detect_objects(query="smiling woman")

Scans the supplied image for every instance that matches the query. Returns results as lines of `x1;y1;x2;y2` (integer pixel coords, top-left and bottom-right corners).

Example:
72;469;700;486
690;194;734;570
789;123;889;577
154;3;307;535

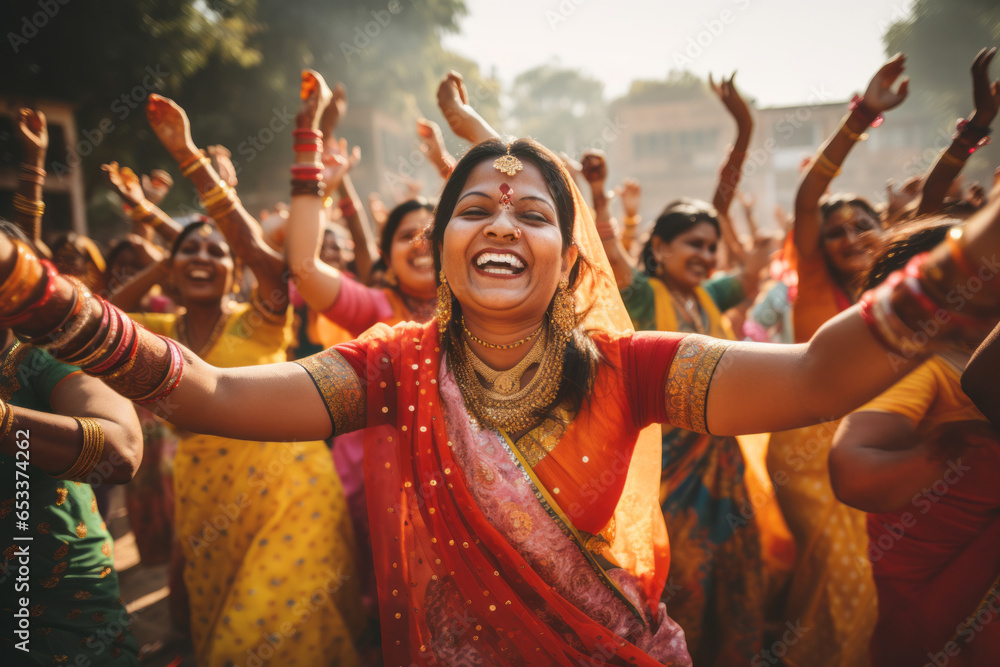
5;64;1000;665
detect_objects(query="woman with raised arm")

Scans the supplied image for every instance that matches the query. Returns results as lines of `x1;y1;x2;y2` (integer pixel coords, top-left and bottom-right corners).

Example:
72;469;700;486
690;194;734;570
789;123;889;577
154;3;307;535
103;161;184;245
587;76;770;665
13;109;51;257
829;214;1000;666
4;62;1000;664
106;94;365;666
0;222;142;665
763;55;911;666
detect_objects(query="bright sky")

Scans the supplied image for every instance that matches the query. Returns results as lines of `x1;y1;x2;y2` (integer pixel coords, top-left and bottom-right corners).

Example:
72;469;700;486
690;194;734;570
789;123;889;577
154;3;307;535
442;0;916;108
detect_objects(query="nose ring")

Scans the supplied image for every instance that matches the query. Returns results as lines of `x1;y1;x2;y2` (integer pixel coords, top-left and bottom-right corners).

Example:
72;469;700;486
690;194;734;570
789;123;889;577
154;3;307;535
513;228;522;240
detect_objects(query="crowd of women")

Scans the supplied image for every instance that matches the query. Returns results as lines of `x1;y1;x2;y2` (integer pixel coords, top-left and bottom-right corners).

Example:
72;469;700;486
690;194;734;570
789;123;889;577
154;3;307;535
3;45;1000;667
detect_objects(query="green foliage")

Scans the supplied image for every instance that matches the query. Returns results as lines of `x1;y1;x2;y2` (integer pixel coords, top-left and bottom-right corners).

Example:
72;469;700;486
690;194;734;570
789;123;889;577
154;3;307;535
618;71;710;105
883;0;1000;176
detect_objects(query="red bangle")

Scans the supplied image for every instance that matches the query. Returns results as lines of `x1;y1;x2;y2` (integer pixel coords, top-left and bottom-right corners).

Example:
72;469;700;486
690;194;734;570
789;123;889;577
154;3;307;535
136;337;185;404
6;261;60;328
293;142;323;153
89;310;136;374
292;128;322;139
339;199;357;217
849;95;884;128
291;165;323;174
859;292;897;352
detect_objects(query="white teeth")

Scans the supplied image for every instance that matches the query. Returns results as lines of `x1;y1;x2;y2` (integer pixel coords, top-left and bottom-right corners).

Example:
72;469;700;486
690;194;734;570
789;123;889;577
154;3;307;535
189;269;211;279
483;266;515;275
412;256;432;268
475;252;524;269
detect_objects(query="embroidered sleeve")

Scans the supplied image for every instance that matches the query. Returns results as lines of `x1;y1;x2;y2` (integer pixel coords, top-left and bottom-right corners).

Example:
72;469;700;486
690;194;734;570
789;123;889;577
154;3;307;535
294;347;367;436
664;334;734;434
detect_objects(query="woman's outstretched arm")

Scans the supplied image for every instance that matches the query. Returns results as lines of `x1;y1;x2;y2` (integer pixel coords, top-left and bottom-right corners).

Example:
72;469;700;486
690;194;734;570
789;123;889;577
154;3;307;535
437;71;500;145
0;235;341;443
701;185;1000;436
793;55;909;257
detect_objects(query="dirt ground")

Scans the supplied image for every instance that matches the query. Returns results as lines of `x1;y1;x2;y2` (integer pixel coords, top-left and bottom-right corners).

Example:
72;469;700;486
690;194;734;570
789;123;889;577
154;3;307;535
107;486;194;666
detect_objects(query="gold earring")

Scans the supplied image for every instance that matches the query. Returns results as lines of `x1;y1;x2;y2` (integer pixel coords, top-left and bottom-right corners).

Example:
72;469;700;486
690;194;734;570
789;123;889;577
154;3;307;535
550;277;576;341
436;270;453;335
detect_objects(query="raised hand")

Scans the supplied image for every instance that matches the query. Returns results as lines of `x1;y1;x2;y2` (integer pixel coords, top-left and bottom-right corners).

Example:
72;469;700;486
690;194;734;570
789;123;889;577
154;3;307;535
970;47;1000;128
297;69;334;132
102;162;146;207
710;72;752;129
861;54;909;114
141;169;173;205
436;71;499;144
617;178;642;217
207;145;238;187
146;94;197;161
320;83;347;138
580;150;608;187
417;118;455;177
17;108;48;159
322;137;361;192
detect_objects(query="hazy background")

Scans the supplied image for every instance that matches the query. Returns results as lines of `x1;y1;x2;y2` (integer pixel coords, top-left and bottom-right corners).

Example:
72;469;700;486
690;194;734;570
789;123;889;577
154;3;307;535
0;0;997;239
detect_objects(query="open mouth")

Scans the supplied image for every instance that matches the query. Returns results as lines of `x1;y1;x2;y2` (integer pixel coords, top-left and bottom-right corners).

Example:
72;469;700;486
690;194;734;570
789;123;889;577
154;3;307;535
186;267;215;282
411;255;433;270
473;251;526;276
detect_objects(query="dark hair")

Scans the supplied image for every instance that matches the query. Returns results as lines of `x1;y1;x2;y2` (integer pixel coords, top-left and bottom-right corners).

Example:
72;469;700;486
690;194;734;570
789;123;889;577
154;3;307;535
428;137;599;418
169;216;225;258
820;194;880;230
861;215;956;292
640;198;721;275
372;198;435;275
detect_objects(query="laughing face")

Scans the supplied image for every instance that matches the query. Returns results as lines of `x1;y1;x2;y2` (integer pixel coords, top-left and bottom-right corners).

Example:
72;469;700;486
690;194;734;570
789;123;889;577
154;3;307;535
651;221;719;291
169;225;234;305
440;159;576;328
821;204;879;276
389;208;436;299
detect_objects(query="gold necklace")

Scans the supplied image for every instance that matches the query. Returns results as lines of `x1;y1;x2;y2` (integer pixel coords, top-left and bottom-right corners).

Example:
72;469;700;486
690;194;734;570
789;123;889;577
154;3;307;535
463;329;546;396
462;316;544;350
451;317;567;433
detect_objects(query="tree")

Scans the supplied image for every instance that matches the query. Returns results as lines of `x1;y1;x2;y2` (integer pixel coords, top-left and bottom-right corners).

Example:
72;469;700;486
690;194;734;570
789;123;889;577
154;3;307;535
884;0;1000;180
507;62;607;156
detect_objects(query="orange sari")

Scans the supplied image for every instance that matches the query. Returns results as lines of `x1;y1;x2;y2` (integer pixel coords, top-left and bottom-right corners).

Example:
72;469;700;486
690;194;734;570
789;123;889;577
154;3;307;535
296;321;734;664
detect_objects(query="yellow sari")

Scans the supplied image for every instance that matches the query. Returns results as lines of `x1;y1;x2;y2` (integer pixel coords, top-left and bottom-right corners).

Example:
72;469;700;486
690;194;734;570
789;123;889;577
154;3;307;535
133;302;363;667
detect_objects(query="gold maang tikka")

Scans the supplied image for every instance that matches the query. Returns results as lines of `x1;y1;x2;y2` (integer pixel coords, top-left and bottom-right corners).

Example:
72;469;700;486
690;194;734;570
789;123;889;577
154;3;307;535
493;143;523;177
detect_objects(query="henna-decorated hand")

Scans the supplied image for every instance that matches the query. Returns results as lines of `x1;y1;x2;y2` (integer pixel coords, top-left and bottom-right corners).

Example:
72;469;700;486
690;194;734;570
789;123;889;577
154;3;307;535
710;72;752;129
102;162;147;207
580;151;608;187
861;54;909;115
320;83;347;138
417;118;450;163
141;169;173;205
437;71;487;144
617;178;642;217
18;108;48;161
297;69;333;132
321;137;361;192
970;47;1000;128
146;94;197;162
207;145;238;187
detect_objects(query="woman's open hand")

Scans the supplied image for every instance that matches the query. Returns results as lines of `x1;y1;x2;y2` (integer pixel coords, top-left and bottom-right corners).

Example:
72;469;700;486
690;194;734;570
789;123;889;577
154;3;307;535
17;108;47;160
146;94;197;161
710;72;752;130
102;162;146;207
970;47;1000;128
862;54;909;115
297;69;333;132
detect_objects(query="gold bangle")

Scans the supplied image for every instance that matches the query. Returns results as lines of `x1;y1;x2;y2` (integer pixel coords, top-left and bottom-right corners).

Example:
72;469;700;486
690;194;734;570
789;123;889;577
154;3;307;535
62;417;105;480
0;241;44;316
814;152;842;178
181;155;211;178
178;150;205;171
207;198;238;219
624;214;641;227
840;125;868;142
200;181;233;209
939;150;966;168
13;193;45;217
0;402;14;442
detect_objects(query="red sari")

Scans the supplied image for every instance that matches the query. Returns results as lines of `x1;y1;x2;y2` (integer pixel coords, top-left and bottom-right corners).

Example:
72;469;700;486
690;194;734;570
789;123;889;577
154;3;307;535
297;320;732;665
